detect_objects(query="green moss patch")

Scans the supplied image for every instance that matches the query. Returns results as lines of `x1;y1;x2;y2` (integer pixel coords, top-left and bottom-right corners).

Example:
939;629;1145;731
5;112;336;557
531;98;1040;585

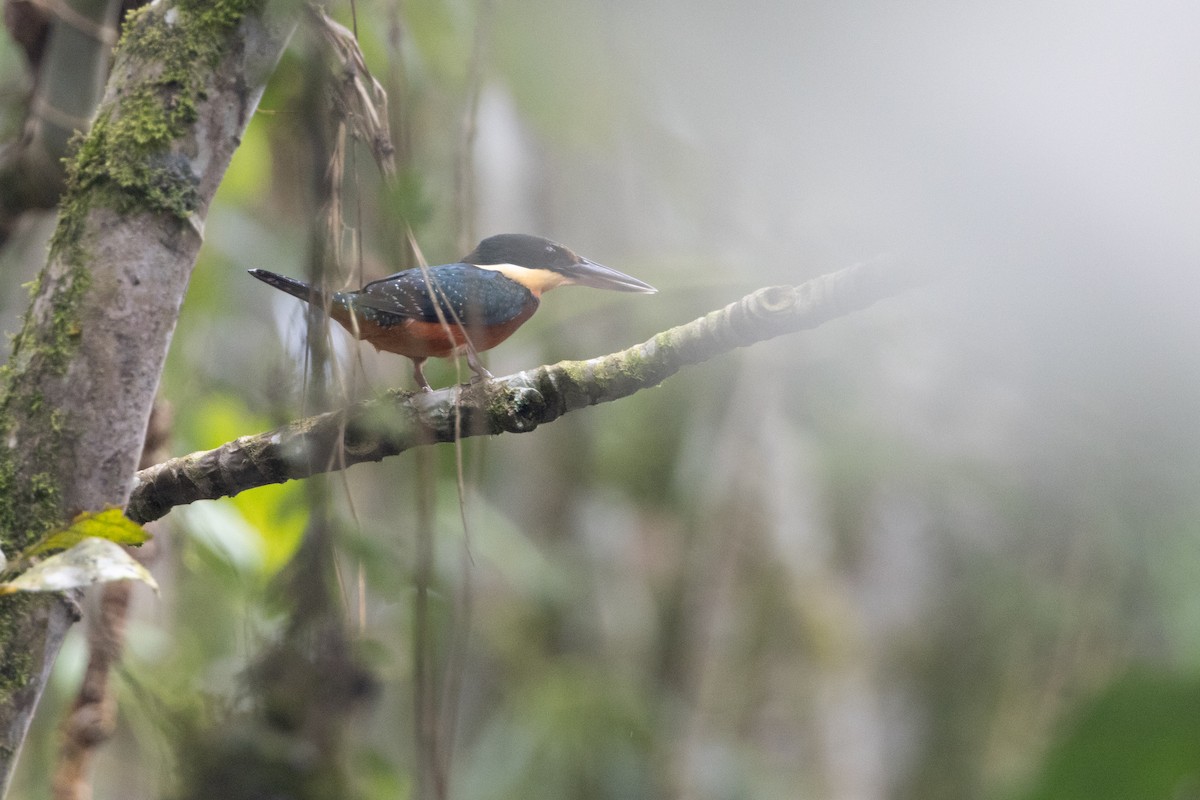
53;0;260;251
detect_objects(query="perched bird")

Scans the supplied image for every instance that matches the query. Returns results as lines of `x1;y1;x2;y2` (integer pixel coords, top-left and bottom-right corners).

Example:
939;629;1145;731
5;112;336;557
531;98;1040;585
249;233;656;391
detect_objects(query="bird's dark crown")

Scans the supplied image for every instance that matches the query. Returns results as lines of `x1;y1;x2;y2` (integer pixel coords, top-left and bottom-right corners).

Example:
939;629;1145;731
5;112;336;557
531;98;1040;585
463;234;581;272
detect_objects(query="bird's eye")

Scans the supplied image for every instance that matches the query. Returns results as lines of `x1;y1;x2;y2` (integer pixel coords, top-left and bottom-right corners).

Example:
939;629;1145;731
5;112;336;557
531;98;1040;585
545;245;555;254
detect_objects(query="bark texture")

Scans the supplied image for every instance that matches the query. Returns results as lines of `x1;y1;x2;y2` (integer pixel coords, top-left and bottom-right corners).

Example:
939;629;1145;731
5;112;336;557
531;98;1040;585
0;2;291;794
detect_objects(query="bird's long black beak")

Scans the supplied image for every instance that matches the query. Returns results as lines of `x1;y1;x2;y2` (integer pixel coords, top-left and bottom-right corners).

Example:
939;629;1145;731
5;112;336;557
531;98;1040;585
564;258;657;293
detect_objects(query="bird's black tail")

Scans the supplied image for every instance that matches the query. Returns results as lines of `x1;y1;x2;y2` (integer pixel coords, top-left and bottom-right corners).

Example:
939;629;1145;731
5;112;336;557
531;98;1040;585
248;269;326;304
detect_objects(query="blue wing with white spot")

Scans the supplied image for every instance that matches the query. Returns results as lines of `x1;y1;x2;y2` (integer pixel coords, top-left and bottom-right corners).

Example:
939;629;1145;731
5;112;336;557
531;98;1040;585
343;263;535;326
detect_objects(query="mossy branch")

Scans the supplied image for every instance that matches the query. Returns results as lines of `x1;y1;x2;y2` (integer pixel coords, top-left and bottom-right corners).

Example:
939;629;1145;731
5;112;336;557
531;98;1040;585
0;1;293;793
127;258;927;525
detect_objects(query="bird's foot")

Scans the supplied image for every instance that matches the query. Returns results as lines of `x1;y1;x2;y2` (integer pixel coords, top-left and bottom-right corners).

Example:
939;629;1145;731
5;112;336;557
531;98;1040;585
411;358;433;393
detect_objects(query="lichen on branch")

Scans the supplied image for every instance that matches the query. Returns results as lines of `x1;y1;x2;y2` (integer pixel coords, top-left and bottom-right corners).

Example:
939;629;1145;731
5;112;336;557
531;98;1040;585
128;258;929;525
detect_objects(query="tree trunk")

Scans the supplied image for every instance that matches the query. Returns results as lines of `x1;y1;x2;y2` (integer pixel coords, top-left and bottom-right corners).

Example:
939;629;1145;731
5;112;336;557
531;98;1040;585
0;1;291;793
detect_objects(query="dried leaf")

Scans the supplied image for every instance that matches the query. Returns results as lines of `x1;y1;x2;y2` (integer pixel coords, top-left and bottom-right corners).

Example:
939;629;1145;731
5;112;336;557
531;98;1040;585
308;4;395;177
0;537;158;595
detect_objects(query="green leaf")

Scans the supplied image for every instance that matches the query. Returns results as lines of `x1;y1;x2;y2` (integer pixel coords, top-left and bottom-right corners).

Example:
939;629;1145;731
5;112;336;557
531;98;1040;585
1020;672;1200;800
28;507;150;556
0;537;158;595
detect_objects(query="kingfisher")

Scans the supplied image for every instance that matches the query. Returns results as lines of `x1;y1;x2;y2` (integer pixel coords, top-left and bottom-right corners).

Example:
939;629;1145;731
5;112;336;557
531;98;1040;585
249;233;656;391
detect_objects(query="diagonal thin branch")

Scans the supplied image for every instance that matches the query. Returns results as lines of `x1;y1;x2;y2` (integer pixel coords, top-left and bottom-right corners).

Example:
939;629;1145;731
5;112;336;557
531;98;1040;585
126;258;928;525
0;0;126;245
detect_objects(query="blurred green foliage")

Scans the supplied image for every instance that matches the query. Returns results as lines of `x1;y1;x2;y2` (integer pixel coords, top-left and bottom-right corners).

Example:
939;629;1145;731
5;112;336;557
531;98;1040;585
1020;673;1200;800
